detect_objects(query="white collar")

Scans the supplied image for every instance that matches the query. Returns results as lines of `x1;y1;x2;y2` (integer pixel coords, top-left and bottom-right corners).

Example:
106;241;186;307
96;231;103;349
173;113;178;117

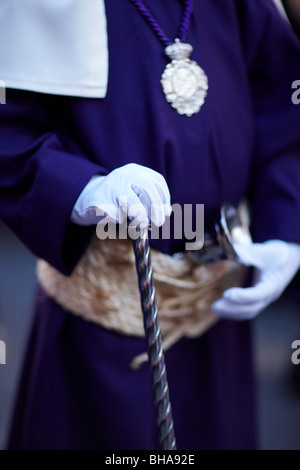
0;0;108;98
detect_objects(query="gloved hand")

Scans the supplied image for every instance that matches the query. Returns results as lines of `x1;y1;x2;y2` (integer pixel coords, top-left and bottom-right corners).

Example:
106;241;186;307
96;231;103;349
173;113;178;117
71;163;172;228
212;240;300;320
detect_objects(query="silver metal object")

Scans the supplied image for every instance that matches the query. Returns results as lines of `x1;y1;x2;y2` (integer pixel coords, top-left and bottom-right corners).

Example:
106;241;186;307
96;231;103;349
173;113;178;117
161;39;208;116
187;203;253;263
132;228;177;450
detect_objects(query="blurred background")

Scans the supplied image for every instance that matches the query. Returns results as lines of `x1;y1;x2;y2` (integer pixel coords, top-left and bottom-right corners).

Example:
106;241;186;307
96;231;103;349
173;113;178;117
0;220;299;450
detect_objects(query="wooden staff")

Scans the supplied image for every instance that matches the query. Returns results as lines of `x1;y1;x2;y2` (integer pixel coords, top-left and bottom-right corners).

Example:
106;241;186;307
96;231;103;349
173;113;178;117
132;227;177;450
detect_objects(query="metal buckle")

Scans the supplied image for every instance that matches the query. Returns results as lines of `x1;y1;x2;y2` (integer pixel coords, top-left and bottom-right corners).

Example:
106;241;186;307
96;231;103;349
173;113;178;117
186;202;252;264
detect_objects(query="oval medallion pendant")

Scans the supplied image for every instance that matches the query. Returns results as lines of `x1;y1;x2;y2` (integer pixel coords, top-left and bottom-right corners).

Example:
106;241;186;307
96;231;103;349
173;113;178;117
161;40;208;117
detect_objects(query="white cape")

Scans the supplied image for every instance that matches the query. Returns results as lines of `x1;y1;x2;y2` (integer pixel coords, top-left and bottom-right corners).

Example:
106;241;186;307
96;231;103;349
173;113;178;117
0;0;108;98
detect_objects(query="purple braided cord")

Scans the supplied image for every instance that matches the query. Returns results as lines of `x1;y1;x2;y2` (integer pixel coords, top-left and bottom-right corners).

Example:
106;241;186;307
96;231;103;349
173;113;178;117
178;0;193;42
130;0;193;47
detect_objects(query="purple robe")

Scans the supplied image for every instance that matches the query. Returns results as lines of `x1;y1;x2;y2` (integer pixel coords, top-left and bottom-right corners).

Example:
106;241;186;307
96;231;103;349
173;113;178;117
1;0;300;450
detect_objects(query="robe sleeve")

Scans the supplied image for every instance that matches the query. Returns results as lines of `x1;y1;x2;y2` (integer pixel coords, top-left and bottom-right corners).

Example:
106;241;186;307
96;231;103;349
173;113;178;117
0;89;108;275
245;0;300;243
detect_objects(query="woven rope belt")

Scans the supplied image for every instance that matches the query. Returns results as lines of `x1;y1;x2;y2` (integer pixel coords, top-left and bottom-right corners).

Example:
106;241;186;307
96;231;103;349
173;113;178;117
37;236;246;369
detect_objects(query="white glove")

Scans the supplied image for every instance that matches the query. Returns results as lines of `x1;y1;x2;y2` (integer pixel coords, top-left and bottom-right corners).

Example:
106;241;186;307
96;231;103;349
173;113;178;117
71;163;172;228
212;240;300;321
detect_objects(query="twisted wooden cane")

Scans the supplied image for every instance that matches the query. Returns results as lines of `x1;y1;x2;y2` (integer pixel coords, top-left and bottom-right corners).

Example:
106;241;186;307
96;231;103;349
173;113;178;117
132;227;177;450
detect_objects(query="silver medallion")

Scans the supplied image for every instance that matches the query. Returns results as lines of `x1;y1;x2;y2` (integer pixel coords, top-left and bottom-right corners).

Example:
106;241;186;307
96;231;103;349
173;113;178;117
161;40;208;117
